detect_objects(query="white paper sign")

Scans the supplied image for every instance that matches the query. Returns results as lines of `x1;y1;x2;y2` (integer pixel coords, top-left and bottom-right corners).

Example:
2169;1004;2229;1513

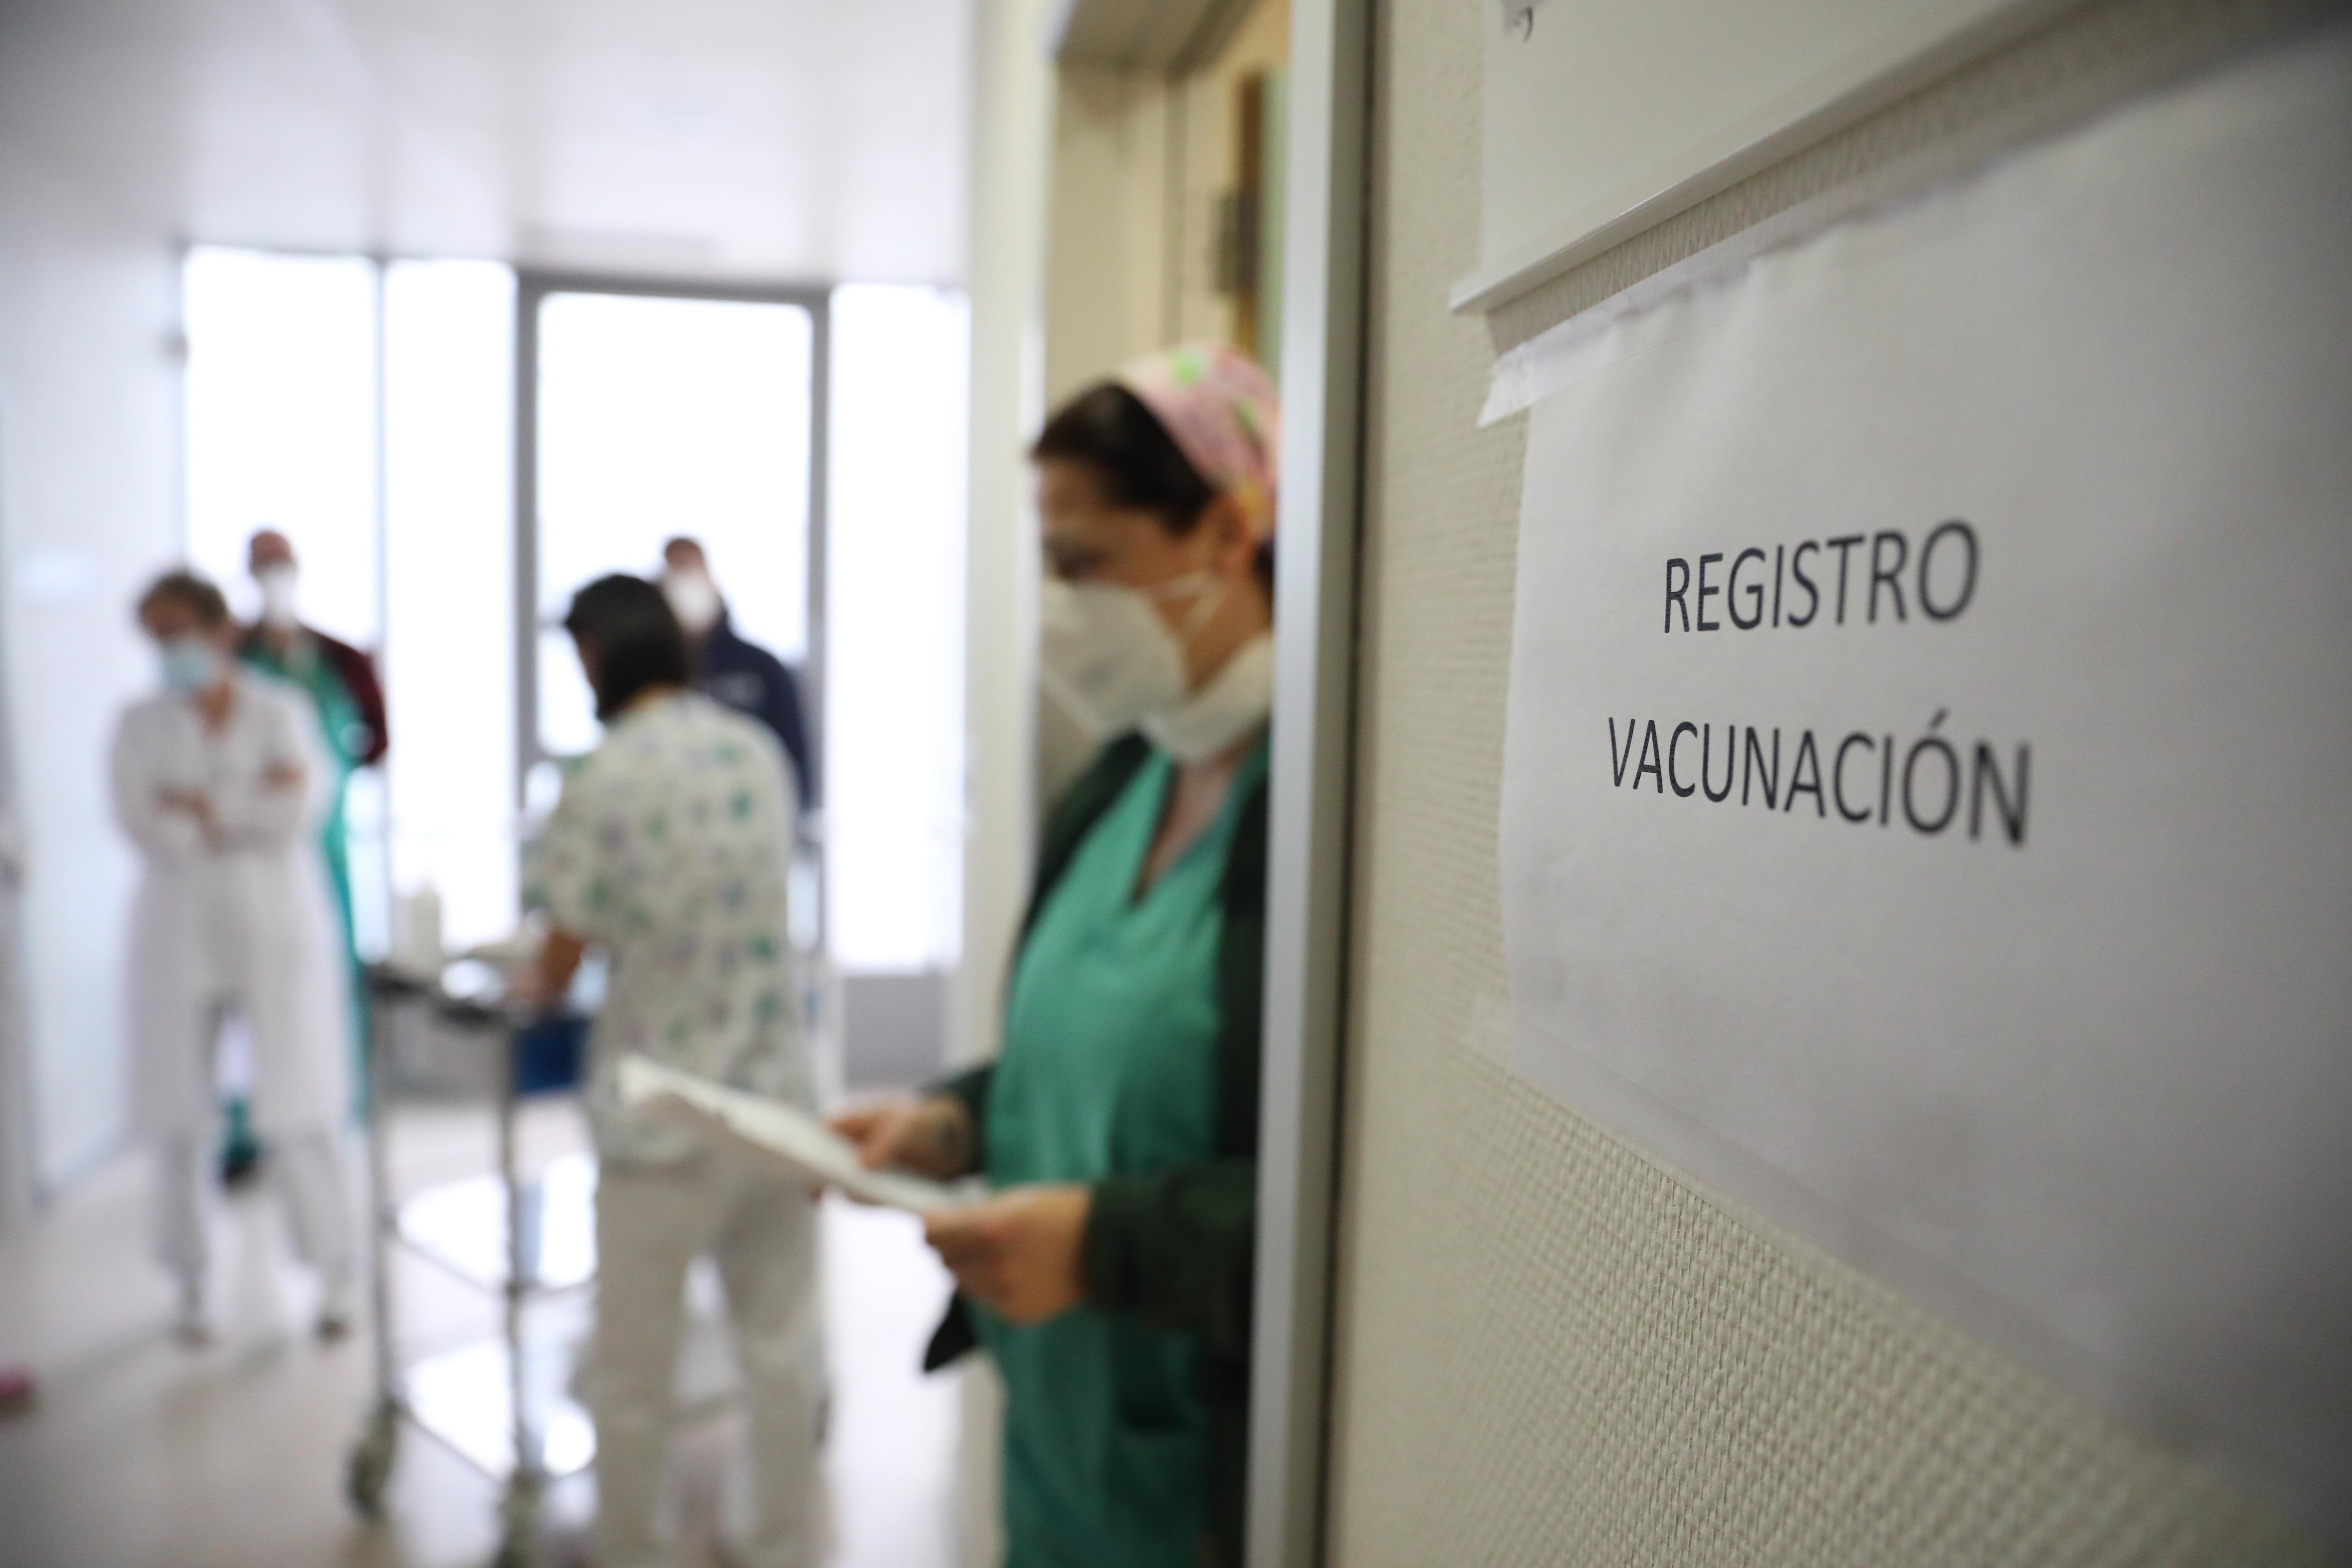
618;1056;971;1213
1501;35;2352;1536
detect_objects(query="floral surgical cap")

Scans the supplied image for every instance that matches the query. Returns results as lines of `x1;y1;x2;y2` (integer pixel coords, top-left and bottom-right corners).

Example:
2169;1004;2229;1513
1114;342;1281;540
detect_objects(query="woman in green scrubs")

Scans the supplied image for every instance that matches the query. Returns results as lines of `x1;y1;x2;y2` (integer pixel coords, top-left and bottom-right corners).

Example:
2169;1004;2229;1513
836;343;1280;1568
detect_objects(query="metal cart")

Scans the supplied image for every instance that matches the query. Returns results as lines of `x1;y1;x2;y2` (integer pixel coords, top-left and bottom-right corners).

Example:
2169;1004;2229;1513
344;963;595;1568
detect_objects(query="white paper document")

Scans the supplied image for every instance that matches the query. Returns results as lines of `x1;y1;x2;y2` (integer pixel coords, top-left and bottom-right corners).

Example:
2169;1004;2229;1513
618;1055;971;1213
1497;34;2352;1536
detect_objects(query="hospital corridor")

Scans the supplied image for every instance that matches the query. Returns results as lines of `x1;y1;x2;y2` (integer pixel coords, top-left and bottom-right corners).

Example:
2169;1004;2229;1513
1;1104;960;1567
3;1;2349;1566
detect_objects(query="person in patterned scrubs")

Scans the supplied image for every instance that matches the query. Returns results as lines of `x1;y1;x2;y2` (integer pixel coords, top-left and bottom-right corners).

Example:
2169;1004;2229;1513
519;574;822;1568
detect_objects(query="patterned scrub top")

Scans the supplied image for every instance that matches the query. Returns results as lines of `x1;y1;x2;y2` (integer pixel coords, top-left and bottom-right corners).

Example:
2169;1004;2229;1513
524;692;808;1163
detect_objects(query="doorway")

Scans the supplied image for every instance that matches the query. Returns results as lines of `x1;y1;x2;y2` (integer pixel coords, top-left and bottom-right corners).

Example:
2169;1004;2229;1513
520;279;826;794
518;276;830;1011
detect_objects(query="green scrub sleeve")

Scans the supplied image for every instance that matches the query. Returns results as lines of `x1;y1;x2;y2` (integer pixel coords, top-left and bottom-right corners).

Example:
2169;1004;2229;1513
1082;1158;1257;1363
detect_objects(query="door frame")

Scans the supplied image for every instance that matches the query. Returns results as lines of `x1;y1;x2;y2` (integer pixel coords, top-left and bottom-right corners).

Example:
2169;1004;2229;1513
1248;0;1372;1562
511;270;834;836
0;398;35;1232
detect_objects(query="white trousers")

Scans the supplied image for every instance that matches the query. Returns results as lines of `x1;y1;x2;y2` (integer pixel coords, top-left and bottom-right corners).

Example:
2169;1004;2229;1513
592;1152;826;1568
153;1128;352;1291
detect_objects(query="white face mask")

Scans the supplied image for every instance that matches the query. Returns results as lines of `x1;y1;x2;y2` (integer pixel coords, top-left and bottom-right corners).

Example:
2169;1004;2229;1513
1139;631;1274;762
1038;569;1244;748
662;570;722;636
256;565;299;630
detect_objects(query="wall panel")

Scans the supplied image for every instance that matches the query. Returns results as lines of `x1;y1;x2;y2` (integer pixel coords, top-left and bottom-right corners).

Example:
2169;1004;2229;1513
1322;0;2328;1559
0;143;182;1192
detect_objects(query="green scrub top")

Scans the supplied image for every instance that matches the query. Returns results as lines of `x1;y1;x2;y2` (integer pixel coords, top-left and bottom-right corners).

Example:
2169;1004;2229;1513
978;737;1268;1568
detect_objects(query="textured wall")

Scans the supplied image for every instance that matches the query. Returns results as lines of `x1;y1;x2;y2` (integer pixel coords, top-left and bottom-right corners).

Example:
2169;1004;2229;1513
1321;0;2327;1561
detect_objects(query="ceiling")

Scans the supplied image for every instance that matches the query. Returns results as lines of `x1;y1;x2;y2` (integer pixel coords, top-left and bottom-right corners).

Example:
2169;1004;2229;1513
0;0;973;285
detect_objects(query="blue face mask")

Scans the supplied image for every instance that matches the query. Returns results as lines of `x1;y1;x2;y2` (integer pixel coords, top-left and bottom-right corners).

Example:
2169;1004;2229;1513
159;636;223;694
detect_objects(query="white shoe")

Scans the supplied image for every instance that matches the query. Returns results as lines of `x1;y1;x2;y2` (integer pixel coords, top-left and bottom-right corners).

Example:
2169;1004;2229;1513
316;1273;357;1341
173;1283;214;1348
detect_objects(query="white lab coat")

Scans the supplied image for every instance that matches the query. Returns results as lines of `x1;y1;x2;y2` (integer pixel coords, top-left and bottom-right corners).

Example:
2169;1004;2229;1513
111;671;352;1139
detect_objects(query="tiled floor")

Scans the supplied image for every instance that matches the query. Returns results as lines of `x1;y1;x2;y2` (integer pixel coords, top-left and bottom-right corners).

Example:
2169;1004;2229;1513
0;1101;963;1568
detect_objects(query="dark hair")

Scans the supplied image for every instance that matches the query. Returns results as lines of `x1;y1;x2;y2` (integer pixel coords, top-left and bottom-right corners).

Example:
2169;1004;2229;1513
1032;383;1217;533
137;569;230;630
563;574;690;721
1032;381;1275;590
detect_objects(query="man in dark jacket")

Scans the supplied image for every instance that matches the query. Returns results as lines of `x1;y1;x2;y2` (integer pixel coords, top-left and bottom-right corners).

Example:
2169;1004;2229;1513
659;537;816;817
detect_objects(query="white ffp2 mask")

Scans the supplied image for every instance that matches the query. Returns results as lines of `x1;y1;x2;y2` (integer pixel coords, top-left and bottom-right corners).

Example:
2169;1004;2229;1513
662;571;723;636
256;565;299;631
1140;631;1274;762
1039;571;1267;759
1038;577;1189;739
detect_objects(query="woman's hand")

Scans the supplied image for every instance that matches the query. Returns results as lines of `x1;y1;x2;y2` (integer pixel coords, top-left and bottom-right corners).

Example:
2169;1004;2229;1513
827;1096;974;1181
923;1185;1091;1326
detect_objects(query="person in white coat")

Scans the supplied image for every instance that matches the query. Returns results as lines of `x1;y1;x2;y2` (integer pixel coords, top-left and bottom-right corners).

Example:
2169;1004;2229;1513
112;569;355;1344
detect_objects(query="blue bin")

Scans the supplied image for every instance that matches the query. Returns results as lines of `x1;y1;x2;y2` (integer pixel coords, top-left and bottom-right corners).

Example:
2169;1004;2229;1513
511;1015;588;1096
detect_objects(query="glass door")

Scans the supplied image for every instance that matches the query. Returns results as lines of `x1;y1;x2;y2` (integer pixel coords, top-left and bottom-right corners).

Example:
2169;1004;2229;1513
515;275;973;1088
523;283;822;769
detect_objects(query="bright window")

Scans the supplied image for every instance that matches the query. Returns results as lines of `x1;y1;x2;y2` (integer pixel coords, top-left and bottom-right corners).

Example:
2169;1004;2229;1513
383;260;518;950
182;248;389;954
183;254;968;977
827;285;969;973
182;248;380;644
184;248;521;954
534;292;814;759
